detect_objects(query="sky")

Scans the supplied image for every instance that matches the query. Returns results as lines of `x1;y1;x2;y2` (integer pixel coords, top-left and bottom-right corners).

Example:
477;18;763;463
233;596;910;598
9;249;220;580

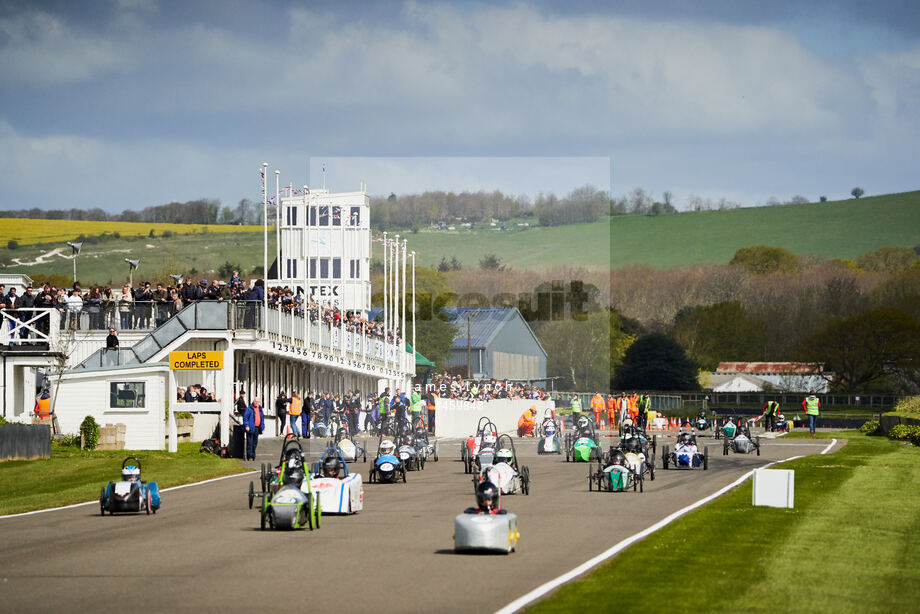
0;0;918;213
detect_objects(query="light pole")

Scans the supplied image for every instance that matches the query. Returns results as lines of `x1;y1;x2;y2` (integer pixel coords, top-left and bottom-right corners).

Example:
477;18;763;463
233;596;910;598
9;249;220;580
125;259;140;287
66;241;83;285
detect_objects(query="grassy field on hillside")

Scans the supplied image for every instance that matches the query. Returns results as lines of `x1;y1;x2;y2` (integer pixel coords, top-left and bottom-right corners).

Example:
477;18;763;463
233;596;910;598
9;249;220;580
0;231;275;286
1;191;917;282
528;432;920;613
378;190;920;270
0;218;263;246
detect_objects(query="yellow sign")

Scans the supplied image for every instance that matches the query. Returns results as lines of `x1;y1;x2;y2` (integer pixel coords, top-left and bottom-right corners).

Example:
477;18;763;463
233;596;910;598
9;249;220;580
169;351;224;370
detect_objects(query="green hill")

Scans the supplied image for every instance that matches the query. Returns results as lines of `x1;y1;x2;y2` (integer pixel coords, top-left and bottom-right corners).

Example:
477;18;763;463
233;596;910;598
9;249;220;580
379;190;920;270
1;191;917;284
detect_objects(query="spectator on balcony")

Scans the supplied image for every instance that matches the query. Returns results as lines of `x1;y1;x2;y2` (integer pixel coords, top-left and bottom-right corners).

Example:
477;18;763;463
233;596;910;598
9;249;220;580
106;327;119;349
118;285;133;330
153;283;170;327
15;285;36;339
33;284;55;337
180;278;200;304
66;288;83;330
86;287;104;330
133;282;153;329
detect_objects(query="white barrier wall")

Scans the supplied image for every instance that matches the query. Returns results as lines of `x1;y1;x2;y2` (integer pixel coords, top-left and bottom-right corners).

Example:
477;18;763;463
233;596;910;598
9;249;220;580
434;397;556;438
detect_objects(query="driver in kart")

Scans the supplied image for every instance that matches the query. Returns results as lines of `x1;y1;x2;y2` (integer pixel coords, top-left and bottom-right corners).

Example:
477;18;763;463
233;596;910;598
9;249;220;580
122;465;141;482
464;481;507;515
676;431;696;448
321;455;343;479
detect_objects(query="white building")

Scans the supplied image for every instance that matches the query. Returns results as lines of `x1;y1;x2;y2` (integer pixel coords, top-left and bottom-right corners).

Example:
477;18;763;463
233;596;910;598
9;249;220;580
274;188;371;313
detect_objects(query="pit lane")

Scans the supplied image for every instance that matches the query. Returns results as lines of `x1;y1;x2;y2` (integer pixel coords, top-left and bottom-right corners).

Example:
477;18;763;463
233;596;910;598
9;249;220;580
0;432;838;613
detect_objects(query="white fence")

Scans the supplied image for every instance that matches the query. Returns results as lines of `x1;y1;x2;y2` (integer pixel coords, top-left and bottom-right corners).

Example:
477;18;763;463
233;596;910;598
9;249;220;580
434;397;556;438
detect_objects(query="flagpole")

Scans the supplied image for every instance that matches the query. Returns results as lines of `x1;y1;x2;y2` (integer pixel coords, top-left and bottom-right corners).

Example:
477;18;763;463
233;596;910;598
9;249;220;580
305;187;311;350
275;170;280;284
411;250;416;375
262;162;268;338
401;239;407;377
394;234;400;377
382;231;388;370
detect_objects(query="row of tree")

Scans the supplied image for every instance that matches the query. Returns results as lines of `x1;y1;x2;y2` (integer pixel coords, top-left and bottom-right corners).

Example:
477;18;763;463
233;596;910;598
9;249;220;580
0;199;267;227
399;245;920;394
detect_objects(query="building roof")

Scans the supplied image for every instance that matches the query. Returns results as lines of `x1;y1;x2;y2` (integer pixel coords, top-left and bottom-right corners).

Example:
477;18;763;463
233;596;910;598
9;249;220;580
716;362;822;375
443;308;545;356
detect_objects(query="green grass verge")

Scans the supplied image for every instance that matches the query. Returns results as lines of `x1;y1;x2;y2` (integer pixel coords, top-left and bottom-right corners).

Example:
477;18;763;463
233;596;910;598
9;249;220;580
528;432;920;613
883;410;920;421
0;442;245;515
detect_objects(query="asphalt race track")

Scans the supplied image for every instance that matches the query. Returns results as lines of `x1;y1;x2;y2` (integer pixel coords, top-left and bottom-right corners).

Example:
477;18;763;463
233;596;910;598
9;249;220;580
0;431;838;613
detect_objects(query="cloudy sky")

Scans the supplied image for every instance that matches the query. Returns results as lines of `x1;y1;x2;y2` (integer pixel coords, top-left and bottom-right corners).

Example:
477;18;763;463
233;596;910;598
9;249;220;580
0;0;918;213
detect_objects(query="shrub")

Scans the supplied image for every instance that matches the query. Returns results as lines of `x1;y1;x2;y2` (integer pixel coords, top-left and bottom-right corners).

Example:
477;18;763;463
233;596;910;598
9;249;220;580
80;415;100;450
887;424;917;441
7;239;19;250
893;396;920;414
859;420;881;435
161;230;174;238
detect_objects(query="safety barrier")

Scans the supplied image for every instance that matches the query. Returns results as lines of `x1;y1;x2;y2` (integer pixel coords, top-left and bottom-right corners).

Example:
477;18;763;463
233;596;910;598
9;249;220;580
433;397;556;438
0;424;51;461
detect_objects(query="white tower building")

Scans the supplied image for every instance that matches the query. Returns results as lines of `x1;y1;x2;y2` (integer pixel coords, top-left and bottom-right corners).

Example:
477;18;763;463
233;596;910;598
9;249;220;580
275;187;371;315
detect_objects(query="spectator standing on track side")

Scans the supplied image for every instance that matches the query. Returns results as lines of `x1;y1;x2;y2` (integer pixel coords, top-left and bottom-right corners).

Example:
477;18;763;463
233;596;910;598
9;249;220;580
569;395;582;430
802;391;820;438
287;391;302;437
636;393;651;429
762;399;780;432
606;394;617;430
427;389;438;434
243;397;265;461
617;392;629;425
590;392;605;429
391;388;407;424
302;392;313;438
275;391;290;435
234;389;248;418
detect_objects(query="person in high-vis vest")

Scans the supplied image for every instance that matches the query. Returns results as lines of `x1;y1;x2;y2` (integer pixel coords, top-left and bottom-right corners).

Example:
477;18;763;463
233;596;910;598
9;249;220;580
34;390;52;420
606;394;618;429
570;396;582;423
627;393;639;421
636;393;651;429
517;406;537;437
762;399;780;432
802;391;820;438
590;393;605;429
426;390;438;434
287;392;303;437
409;388;424;428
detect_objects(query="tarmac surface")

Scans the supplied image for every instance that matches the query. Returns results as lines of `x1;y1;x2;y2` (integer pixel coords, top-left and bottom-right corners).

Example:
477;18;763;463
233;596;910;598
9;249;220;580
0;430;838;613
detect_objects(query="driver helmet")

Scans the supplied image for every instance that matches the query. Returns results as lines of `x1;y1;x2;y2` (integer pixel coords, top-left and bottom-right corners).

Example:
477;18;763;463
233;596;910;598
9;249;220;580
698;409;707;418
495;448;513;464
678;432;693;446
379;439;395;455
545;421;556;435
475;480;500;511
608;449;627;466
284;448;303;463
482;432;497;447
621;435;639;453
284;465;305;487
322;455;342;478
777;413;785;421
122;465;140;482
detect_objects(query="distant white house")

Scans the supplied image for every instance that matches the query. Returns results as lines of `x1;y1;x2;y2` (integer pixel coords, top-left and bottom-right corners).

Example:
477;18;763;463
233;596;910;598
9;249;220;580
703;362;829;393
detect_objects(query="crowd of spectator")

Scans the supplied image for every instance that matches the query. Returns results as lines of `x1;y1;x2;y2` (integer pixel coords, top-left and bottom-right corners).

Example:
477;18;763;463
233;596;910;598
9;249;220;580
424;373;549;401
1;270;400;344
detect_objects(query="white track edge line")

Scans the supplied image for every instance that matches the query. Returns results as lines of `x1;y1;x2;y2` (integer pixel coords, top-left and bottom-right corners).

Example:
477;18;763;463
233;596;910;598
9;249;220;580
495;438;837;614
0;470;257;520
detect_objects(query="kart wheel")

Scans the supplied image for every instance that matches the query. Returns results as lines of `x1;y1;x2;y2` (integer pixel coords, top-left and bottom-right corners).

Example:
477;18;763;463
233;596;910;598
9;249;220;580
703;447;710;470
145;490;152;515
639;475;644;493
756;436;761;456
434;442;439;462
315;494;322;529
307;494;314;530
652;435;658;454
248;481;255;509
402;468;407;483
650;461;655;481
662;446;669;470
522;466;530;495
260;509;267;530
268;509;275;530
588;464;594;491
